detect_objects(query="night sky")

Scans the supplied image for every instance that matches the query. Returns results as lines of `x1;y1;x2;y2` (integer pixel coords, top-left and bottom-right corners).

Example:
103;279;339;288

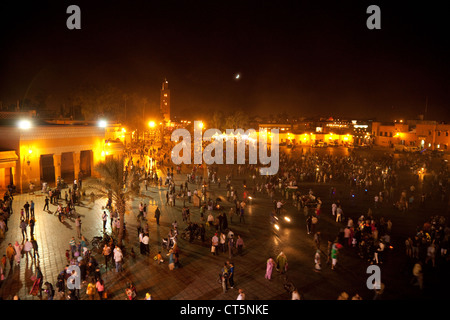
1;0;449;121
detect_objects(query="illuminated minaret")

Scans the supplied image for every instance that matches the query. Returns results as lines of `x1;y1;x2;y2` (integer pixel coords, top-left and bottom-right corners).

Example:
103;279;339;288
160;78;170;122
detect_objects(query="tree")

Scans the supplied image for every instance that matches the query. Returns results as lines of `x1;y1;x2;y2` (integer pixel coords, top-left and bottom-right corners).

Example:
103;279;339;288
90;156;139;247
210;111;224;131
70;84;126;121
224;110;250;129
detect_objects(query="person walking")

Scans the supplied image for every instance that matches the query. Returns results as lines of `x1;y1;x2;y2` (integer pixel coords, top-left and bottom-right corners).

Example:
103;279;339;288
31;236;39;261
96;278;106;300
43;196;50;211
24;201;30;220
265;258;275;280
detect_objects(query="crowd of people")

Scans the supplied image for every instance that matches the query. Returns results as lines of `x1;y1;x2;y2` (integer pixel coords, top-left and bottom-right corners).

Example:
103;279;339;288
1;138;449;300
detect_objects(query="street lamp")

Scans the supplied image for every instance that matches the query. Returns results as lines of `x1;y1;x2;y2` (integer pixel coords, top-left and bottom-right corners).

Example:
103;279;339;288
98;120;107;128
149;121;156;128
18;119;31;130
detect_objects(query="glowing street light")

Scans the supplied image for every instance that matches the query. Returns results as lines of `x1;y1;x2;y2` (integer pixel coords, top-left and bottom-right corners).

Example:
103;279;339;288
149;121;156;128
18;119;31;130
98;120;107;128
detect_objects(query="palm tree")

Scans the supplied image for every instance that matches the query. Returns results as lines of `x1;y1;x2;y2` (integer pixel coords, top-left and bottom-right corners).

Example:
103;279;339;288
91;155;139;247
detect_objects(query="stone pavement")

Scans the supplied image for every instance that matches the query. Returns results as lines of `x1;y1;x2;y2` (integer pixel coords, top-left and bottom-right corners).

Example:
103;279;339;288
0;168;289;300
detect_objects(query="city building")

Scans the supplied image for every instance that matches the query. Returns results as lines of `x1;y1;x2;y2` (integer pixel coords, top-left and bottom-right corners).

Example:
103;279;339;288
372;119;450;151
0;118;124;193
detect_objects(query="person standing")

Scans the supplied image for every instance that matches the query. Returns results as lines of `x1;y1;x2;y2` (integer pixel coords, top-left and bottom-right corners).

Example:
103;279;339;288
291;289;301;300
29;236;39;261
29;217;36;238
102;211;108;232
331;242;339;270
142;233;150;255
226;260;235;289
69;237;77;258
20;218;28;241
86;280;96;300
276;251;288;274
23;238;33;261
314;250;322;272
306;215;312;234
30;200;35;218
114;246;123;273
75;216;82;238
24;201;30;220
314;231;321;250
220;232;227;253
154;206;161;225
6;243;15;269
412;261;423;290
13;241;23;266
336;205;343;222
235;235;244;255
211;233;219;256
227;234;234;258
44;282;55;300
331;202;337;216
102;244;112;270
236;288;245;300
220;263;229;293
265;258;275;280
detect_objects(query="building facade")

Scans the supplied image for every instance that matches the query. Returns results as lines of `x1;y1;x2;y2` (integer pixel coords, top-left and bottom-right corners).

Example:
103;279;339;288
372;120;450;151
0;121;124;193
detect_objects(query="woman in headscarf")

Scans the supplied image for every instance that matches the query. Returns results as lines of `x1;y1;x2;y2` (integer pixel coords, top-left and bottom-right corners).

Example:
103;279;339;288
276;252;288;274
265;258;275;280
13;241;23;266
